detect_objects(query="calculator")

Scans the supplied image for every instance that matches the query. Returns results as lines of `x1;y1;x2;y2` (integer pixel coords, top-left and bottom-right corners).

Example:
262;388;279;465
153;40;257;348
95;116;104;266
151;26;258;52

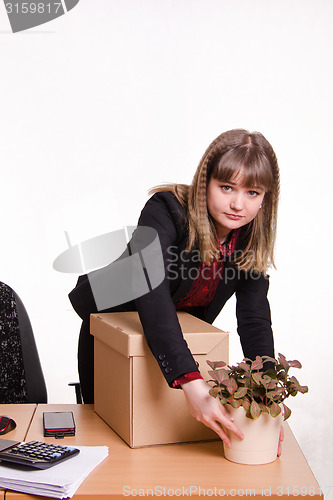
0;440;80;469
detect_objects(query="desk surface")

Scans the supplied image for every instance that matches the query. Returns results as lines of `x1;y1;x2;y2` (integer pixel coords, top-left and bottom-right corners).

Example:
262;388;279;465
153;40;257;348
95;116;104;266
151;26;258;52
0;404;36;500
2;404;323;500
0;404;36;443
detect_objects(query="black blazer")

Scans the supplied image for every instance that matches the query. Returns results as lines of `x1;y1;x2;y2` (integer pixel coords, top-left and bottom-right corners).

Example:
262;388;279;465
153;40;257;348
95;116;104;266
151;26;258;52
69;192;274;386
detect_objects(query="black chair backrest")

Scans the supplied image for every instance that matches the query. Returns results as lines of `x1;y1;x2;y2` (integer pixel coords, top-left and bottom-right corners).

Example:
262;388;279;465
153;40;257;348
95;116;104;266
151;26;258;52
0;282;47;403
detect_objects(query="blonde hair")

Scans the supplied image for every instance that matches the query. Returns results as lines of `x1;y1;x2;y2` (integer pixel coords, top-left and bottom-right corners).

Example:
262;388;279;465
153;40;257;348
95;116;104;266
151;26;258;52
149;129;280;273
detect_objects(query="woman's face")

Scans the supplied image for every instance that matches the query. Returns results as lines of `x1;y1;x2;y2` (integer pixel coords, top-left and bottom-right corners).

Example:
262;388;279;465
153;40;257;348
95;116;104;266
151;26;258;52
207;172;265;240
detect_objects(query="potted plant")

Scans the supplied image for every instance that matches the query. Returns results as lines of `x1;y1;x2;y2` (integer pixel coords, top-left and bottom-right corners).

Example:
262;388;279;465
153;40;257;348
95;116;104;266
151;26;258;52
207;353;308;465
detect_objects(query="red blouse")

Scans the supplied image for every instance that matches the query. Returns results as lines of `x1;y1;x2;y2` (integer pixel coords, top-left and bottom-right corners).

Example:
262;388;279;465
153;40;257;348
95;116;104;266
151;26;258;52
175;229;239;310
172;229;239;388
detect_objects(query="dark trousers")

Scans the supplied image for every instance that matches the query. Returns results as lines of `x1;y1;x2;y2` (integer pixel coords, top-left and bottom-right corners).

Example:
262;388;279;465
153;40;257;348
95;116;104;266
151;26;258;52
77;301;137;404
78;320;94;404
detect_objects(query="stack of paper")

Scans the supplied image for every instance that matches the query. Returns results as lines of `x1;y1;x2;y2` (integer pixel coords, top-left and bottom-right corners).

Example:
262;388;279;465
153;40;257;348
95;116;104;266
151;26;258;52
0;446;108;498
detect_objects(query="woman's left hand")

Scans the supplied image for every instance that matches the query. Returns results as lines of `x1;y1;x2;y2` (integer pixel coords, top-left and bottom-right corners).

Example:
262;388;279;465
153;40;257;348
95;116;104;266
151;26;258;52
277;425;284;456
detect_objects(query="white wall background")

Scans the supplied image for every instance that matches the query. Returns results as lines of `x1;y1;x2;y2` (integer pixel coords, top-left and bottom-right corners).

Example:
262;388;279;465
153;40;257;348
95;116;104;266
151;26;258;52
0;0;332;497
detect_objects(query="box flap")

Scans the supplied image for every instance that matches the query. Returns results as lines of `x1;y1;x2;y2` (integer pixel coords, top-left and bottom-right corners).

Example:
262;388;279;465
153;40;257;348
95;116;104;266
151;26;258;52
90;311;228;358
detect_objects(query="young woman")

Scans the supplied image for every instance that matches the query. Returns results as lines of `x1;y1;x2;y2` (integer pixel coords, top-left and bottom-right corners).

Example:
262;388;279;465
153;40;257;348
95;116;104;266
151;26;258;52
69;128;281;450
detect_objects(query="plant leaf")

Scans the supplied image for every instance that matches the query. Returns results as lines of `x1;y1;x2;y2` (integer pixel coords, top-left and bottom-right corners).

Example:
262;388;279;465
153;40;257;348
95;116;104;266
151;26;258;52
209;387;220;398
251;356;264;371
259;403;269;413
224;377;238;395
252;372;263;385
242;398;251;411
261;375;273;386
206;360;227;369
238;362;250;372
238;376;251;388
234;387;248;399
266;390;281;400
208;370;219;382
208;369;229;384
278;353;289;371
282;402;292;421
270;402;282;417
227;397;242;408
277;370;287;380
250;400;262;419
264;369;277;379
288;359;302;369
289;383;308;395
262;355;277;364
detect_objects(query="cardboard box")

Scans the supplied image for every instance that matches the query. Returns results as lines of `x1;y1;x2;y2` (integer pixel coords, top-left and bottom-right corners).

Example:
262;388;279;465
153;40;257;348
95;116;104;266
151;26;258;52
90;311;229;448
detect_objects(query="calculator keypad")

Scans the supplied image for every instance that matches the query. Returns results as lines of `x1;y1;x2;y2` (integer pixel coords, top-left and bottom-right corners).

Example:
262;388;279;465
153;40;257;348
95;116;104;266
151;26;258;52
0;441;80;469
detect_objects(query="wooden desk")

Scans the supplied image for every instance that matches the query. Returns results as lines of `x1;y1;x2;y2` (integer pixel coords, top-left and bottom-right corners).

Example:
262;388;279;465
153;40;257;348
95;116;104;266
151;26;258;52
4;404;323;500
0;405;37;500
0;405;36;443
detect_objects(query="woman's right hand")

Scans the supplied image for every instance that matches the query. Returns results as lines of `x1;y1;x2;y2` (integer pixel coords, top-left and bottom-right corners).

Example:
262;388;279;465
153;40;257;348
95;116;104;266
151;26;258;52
181;378;244;447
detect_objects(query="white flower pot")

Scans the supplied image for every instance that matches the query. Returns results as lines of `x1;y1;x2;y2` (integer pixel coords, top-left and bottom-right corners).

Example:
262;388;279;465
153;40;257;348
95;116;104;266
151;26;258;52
223;404;284;465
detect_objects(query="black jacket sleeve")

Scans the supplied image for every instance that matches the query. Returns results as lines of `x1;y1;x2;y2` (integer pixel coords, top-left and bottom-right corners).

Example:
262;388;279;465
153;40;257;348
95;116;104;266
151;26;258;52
134;193;199;385
235;271;274;361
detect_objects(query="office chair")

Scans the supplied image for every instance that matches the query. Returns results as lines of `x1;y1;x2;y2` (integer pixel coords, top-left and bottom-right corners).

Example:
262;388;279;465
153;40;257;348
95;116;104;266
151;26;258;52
0;281;47;403
68;382;82;404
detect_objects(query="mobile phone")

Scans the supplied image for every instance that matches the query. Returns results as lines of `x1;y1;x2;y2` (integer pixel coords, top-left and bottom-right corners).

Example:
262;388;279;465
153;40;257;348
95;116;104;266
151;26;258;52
43;412;76;438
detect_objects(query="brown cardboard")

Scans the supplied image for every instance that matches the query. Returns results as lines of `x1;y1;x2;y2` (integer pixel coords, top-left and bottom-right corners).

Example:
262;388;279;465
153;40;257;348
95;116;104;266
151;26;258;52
91;311;229;448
